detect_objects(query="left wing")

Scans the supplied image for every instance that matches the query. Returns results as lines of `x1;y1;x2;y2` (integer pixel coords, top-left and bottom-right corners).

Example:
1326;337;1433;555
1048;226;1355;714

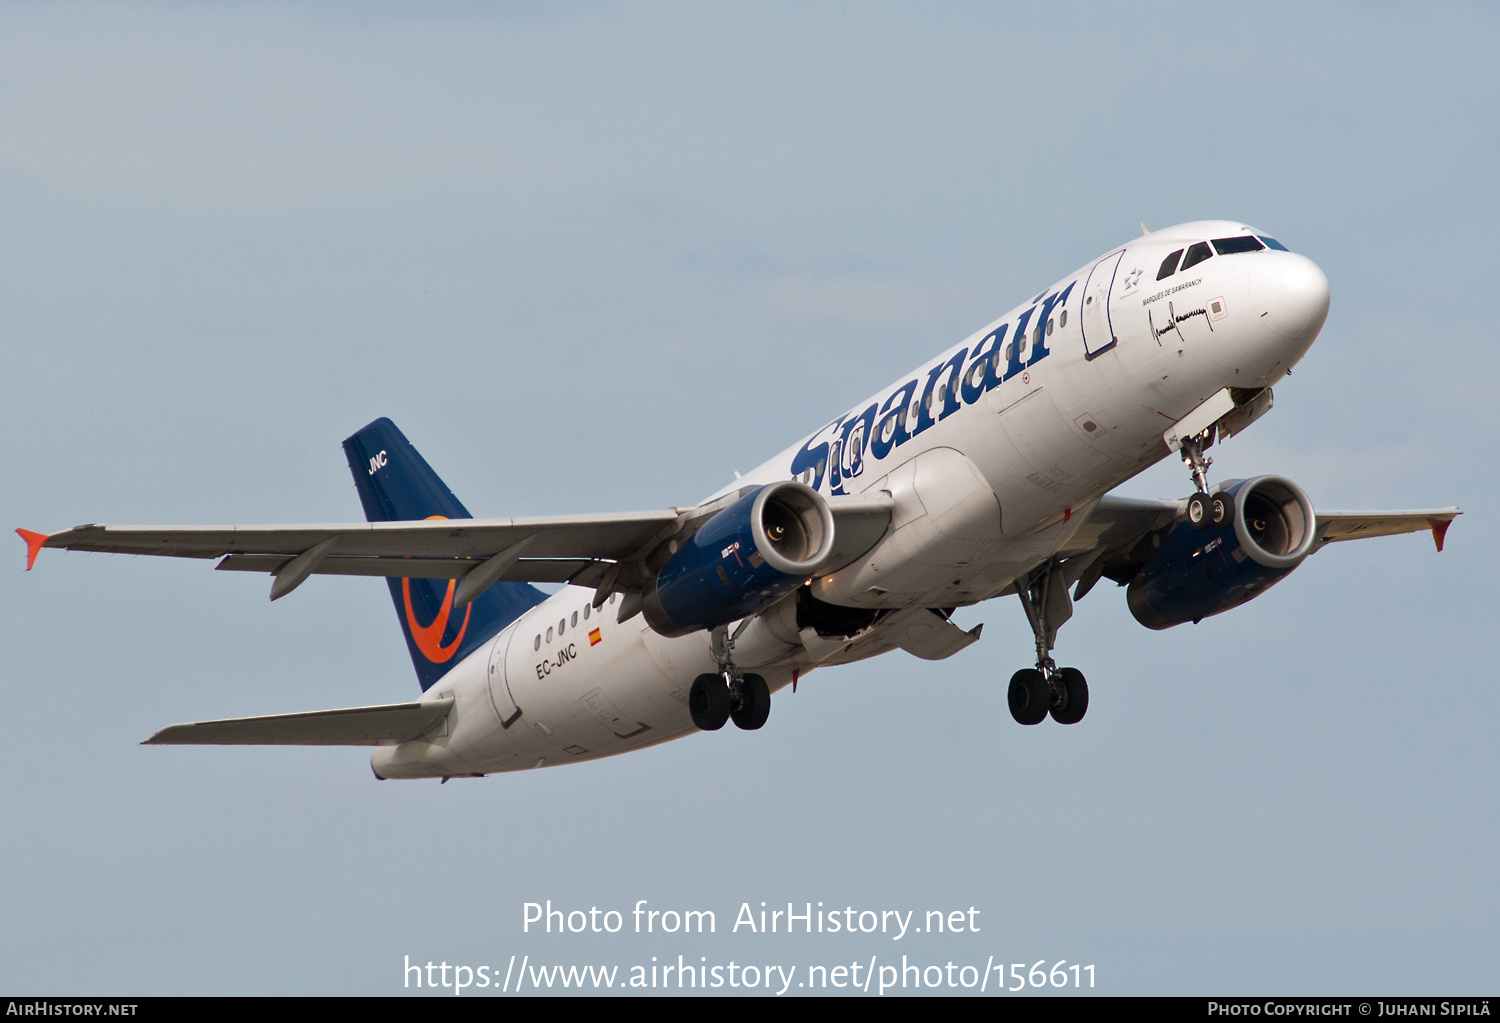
23;511;683;597
17;492;894;600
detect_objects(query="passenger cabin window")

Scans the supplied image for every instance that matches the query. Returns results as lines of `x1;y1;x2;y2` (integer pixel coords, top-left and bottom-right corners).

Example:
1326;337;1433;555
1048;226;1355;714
534;634;541;651
1211;235;1265;255
546;627;554;642
1259;236;1289;251
583;604;591;620
1179;241;1213;271
571;611;578;627
1157;249;1184;280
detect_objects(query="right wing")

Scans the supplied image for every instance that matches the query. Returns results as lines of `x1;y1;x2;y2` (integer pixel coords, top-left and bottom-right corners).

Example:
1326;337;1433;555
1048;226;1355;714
1054;496;1461;600
1313;509;1461;550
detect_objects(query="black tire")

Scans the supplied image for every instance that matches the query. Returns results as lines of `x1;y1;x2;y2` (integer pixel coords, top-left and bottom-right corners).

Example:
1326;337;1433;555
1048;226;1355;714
1210;491;1235;530
1007;669;1050;725
690;673;731;731
730;673;771;730
1049;667;1089;724
1187;492;1211;530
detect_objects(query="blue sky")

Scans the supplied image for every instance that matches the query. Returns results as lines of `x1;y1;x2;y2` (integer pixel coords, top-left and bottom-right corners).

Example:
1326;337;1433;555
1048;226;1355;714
1;2;1494;994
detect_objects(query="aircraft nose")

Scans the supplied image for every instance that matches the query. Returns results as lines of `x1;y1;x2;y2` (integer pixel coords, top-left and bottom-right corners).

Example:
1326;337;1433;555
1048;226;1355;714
1249;253;1330;342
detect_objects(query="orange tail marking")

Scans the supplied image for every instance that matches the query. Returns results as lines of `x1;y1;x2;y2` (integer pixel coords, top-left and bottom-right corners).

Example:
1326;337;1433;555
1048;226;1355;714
15;529;47;571
402;577;471;663
398;512;471;663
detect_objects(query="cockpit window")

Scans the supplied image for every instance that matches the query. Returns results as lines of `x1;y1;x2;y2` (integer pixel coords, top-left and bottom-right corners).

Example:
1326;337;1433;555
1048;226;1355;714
1157;249;1184;281
1179;241;1213;271
1258;236;1289;251
1211;235;1265;255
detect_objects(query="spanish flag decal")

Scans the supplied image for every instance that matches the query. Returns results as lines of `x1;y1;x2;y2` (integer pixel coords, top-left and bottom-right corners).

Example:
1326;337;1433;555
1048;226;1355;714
589;628;602;647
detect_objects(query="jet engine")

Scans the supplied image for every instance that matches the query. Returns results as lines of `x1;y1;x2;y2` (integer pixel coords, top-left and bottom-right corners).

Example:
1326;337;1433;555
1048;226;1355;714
1126;475;1316;630
642;481;835;637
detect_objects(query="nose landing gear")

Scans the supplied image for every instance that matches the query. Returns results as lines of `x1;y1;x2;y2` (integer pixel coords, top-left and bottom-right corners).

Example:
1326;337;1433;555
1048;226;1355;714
1180;430;1234;531
1011;561;1091;725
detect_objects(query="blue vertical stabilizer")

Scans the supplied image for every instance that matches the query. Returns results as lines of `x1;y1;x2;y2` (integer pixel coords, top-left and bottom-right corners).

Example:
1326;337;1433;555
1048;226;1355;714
342;418;548;691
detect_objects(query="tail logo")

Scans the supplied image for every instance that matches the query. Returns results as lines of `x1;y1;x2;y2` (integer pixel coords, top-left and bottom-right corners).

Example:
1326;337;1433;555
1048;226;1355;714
401;578;472;663
400;515;470;663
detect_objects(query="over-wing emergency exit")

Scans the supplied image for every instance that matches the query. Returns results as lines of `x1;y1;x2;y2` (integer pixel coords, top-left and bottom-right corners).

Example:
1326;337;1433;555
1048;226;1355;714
19;221;1459;778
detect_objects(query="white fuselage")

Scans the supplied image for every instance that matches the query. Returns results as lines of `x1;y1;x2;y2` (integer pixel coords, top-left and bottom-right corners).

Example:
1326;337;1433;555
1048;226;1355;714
372;220;1330;779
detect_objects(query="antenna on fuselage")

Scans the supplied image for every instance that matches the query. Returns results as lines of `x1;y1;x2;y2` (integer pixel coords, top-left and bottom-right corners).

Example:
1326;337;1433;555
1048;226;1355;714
1140;221;1150;235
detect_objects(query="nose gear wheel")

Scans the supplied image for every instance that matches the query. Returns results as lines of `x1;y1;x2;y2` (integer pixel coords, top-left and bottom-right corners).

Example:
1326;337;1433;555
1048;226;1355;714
1180;431;1220;530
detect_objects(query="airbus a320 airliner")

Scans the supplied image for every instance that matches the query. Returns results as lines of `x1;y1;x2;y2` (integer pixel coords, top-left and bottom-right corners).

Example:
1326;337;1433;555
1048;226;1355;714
19;221;1459;780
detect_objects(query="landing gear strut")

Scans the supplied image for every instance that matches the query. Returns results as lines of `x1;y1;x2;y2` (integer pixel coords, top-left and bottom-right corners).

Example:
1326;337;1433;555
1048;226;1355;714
689;625;771;732
1180;430;1234;530
1011;561;1090;725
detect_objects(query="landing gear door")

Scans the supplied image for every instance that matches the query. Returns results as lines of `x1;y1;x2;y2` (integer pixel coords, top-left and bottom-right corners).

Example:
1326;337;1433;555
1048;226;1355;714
487;631;522;728
1080;250;1125;359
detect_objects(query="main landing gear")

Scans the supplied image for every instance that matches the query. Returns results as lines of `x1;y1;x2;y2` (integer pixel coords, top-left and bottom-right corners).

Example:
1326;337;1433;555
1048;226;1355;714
1010;561;1090;725
1180;431;1234;531
689;625;771;732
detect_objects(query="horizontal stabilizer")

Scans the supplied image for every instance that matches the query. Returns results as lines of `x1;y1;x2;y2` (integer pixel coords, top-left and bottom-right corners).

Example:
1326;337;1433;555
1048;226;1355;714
144;698;452;746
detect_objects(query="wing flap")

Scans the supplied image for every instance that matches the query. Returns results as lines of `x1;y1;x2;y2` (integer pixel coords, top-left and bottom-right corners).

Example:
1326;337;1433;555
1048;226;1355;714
215;554;601;583
875;608;983;661
144;698;453;746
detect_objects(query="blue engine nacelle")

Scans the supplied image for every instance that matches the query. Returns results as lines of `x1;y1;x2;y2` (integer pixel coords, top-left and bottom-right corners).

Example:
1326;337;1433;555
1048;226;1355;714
642;481;836;638
1127;475;1316;630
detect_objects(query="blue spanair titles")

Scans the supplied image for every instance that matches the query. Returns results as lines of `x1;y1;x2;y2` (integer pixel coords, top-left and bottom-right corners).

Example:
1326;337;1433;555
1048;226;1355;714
789;282;1075;494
